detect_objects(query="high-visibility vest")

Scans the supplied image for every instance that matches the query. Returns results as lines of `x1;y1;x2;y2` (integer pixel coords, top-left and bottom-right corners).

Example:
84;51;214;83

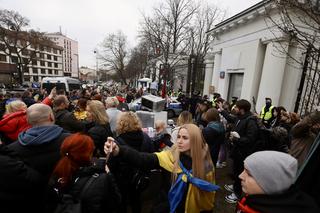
260;105;274;121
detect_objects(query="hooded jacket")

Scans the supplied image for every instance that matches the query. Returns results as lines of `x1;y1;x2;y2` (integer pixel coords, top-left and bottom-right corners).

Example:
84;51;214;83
0;110;31;143
9;125;69;177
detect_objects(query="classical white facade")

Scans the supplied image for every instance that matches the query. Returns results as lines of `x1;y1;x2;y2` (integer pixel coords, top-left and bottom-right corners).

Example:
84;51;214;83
204;0;305;112
47;32;79;78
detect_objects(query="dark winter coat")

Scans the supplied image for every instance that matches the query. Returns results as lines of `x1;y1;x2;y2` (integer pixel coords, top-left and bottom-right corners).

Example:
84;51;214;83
54;164;121;213
86;122;113;156
202;121;225;165
221;111;259;159
54;109;85;133
0;145;44;213
109;130;154;213
236;187;319;213
22;96;36;107
7;125;70;212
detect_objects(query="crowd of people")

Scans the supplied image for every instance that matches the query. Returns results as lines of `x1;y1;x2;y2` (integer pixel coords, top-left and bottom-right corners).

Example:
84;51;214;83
0;85;319;213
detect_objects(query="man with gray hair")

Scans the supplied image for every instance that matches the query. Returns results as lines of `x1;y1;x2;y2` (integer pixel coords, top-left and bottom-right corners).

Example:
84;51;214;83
8;103;70;211
105;96;121;134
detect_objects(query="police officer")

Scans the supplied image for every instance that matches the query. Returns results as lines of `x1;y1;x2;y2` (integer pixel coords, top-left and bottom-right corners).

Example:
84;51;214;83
260;97;275;128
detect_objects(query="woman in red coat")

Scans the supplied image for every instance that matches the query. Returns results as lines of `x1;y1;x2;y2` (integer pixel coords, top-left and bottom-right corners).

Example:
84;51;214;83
0;100;31;144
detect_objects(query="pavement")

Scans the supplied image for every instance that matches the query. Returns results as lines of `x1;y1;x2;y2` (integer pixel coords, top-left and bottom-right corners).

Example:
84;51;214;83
213;159;236;213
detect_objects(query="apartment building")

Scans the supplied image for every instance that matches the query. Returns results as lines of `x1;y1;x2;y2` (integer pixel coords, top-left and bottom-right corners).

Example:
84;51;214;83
0;39;63;83
46;32;79;78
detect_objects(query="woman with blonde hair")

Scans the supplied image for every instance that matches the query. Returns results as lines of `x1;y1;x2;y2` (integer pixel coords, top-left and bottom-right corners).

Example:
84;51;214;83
112;111;154;213
85;100;113;156
0;100;31;144
105;123;219;213
171;111;193;144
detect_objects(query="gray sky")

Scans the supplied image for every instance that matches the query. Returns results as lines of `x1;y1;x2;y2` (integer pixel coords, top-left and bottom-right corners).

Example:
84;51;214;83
0;0;261;68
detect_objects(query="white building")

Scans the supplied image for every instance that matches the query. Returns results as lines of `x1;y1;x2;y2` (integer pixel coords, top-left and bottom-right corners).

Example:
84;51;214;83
47;32;79;78
204;0;312;112
79;66;97;83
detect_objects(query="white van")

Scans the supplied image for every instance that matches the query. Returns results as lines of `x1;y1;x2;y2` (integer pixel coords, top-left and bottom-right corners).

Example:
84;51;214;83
41;77;81;93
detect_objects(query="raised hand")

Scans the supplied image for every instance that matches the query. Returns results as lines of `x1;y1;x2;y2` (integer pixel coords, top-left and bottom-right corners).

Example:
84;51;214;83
104;137;119;156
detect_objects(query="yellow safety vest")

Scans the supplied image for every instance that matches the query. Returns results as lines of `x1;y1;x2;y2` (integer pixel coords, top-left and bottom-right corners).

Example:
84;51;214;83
155;150;216;213
260;106;274;121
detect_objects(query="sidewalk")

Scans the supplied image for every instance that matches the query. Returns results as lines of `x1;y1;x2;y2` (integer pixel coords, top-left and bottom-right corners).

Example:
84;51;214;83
214;160;236;213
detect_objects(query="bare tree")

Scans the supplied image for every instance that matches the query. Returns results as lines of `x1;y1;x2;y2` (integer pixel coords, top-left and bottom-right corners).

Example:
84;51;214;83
0;9;53;84
139;0;225;94
185;2;225;93
126;41;149;85
98;31;128;85
265;0;320;114
140;0;198;89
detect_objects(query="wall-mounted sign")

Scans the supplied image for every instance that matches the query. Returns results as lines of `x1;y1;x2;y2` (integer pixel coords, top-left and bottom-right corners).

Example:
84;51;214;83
220;71;225;79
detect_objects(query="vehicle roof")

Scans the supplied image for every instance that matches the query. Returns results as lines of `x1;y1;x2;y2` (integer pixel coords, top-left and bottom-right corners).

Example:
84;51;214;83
41;77;80;83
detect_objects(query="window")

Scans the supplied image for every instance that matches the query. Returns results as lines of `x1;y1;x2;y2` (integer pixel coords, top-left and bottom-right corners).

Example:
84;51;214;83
53;49;57;54
47;54;52;60
54;70;58;75
22;49;29;56
0;54;6;62
22;58;29;64
47;47;52;53
40;53;44;59
0;43;5;51
54;56;58;61
41;69;46;74
9;47;16;53
32;68;38;74
54;63;58;68
48;62;52;67
40;61;45;66
48;69;52;74
11;56;18;63
32;60;37;65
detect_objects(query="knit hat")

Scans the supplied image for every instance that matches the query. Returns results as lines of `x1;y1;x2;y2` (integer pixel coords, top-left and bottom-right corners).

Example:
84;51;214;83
244;151;298;194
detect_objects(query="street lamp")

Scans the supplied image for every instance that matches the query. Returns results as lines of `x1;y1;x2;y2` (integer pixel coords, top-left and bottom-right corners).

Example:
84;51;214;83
94;49;99;82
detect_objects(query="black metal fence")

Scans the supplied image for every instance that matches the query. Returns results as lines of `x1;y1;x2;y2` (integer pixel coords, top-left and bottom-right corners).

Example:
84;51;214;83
295;47;320;115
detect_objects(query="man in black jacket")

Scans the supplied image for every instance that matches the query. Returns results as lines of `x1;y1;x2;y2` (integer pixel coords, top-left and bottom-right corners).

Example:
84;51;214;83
8;103;70;212
0;144;43;213
53;95;85;133
218;99;259;203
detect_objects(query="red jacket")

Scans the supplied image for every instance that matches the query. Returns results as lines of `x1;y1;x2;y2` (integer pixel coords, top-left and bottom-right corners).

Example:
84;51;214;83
0;110;31;141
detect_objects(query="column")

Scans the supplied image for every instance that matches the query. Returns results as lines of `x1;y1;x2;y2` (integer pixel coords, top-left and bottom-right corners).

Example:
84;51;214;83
203;54;214;96
257;41;289;110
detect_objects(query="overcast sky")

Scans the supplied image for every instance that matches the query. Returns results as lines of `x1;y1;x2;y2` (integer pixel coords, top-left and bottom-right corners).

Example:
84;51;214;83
0;0;261;68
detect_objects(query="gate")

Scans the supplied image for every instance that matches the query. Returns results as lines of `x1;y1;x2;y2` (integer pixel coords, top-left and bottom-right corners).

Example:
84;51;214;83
294;47;320;115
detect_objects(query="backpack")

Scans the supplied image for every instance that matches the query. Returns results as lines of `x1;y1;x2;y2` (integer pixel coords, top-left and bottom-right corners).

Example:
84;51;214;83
54;173;99;213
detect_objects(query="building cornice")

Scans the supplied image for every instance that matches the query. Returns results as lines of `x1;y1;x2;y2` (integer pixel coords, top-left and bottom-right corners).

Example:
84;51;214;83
207;0;275;35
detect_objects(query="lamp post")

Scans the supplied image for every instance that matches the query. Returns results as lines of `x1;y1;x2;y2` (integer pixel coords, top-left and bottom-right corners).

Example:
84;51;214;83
94;49;99;82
